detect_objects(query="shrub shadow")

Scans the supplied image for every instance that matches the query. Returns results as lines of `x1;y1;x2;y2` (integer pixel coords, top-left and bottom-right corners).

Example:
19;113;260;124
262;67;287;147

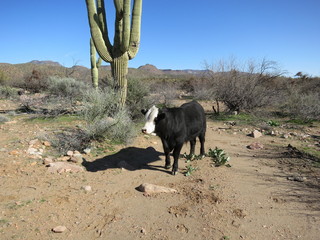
82;147;169;173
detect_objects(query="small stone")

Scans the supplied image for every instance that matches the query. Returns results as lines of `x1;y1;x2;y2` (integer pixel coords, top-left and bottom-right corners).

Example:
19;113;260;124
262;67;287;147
47;162;84;174
57;156;70;161
282;134;290;139
141;228;147;234
42;141;51;147
83;148;91;154
43;157;54;165
67;151;74;156
252;130;262;138
247;142;264;150
52;225;67;233
9;150;20;156
138;183;177;194
82;185;92;192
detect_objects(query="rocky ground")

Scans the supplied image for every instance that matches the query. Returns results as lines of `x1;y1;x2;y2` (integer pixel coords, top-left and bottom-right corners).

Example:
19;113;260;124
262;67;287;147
0;99;320;240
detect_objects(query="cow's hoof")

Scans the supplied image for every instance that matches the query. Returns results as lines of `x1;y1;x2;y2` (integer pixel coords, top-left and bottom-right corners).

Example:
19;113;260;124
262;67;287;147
165;164;171;169
171;170;177;175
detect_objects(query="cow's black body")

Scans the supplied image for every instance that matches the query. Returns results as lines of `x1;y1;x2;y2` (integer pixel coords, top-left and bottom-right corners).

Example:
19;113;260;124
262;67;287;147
152;101;206;175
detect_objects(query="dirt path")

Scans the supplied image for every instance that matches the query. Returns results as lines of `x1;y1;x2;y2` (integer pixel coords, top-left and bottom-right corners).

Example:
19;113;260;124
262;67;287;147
0;111;319;239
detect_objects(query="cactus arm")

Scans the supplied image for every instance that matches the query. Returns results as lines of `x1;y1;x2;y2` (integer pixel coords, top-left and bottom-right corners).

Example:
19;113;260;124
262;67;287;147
121;0;131;52
85;0;113;63
96;0;112;53
97;57;102;68
128;0;142;59
90;38;99;88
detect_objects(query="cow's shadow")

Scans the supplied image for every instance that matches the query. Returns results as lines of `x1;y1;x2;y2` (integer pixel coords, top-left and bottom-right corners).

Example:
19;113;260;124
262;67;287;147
82;147;168;173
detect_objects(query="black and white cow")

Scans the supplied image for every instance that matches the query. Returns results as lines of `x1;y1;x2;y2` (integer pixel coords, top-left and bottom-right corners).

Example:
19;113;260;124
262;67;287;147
141;101;206;175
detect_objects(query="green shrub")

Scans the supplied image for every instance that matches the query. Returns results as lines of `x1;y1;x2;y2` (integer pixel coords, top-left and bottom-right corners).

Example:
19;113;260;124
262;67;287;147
126;78;151;120
81;88;135;144
284;91;320;121
47;76;90;100
0;86;18;99
0;115;10;124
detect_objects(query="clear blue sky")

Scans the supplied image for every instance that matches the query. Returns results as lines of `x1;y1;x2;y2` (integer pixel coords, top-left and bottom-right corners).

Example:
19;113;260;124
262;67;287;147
1;0;319;76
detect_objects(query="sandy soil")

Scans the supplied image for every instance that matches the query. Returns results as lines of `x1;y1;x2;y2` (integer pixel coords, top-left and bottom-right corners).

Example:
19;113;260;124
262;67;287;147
0;100;320;240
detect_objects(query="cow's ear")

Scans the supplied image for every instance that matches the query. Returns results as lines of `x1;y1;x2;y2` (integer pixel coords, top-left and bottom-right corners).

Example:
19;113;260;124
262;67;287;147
141;109;148;115
155;113;166;122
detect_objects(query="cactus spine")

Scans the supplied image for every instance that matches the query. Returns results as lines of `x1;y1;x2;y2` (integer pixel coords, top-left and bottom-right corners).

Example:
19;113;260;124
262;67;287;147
90;38;102;89
85;0;142;106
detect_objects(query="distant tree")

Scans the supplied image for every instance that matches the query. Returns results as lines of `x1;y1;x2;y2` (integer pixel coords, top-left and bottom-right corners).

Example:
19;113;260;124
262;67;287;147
198;58;284;113
294;71;309;80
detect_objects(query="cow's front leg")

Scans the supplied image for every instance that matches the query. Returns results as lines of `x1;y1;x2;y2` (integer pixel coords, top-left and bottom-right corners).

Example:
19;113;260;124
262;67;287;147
172;143;183;175
161;139;171;169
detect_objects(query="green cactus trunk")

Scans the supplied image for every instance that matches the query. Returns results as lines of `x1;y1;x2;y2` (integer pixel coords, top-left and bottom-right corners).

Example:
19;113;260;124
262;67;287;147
111;53;129;106
85;0;142;106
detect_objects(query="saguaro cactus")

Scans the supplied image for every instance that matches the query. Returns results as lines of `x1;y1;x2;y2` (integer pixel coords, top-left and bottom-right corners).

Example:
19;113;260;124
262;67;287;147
85;0;142;106
90;38;102;89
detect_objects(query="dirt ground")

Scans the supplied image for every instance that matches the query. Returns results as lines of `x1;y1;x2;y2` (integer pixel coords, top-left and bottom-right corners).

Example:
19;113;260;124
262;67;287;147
0;100;320;240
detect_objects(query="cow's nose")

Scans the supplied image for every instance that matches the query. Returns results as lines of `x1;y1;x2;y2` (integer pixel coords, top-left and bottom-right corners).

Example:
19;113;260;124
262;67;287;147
142;129;147;134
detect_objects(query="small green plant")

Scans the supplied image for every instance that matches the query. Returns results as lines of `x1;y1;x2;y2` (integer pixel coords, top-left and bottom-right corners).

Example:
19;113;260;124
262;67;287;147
208;147;231;167
184;165;198;176
267;120;280;127
182;152;204;163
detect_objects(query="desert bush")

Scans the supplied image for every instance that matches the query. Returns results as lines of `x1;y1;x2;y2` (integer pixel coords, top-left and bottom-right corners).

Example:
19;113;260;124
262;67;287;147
0;115;10;124
47;76;90;100
49;129;91;155
126;78;151;120
23;69;48;93
284;90;320;121
81;88;135;143
202;58;283;113
0;86;18;99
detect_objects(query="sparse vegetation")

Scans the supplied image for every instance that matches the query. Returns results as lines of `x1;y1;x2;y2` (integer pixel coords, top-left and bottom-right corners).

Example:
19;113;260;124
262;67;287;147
208;147;231;167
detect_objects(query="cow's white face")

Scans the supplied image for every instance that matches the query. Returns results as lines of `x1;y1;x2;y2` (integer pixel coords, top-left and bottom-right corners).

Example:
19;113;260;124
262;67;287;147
141;105;159;135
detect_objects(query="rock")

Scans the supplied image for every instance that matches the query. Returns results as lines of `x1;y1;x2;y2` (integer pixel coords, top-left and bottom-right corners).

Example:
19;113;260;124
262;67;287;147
287;176;306;182
52;225;67;233
282;134;290;139
118;160;135;171
83;148;91;154
47;162;84;174
43;157;54;166
69;154;83;164
67;151;74;156
42;141;51;147
251;130;262;138
247;142;264;150
9;150;20;156
137;183;177;194
57;156;70;161
82;185;92;192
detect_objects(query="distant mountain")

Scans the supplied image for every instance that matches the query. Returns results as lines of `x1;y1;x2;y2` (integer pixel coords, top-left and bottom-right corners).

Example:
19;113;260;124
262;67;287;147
0;61;206;85
28;60;62;67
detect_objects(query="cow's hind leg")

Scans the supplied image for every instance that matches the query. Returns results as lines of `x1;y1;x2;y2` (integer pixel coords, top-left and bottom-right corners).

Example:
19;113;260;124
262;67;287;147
190;138;196;156
172;143;183;175
199;132;206;156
